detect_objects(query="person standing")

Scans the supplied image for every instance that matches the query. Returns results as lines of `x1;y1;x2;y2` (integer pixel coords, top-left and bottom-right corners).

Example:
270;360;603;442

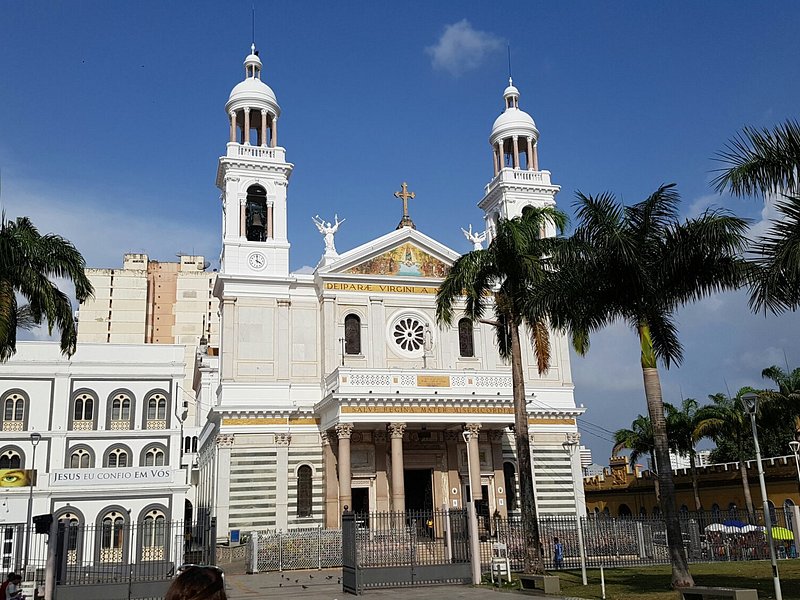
553;537;564;570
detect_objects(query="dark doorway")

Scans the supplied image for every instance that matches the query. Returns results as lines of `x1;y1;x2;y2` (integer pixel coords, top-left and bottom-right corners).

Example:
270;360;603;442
404;469;433;512
352;488;369;513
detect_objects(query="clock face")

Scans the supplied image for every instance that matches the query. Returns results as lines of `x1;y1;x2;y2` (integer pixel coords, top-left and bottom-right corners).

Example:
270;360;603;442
248;252;267;270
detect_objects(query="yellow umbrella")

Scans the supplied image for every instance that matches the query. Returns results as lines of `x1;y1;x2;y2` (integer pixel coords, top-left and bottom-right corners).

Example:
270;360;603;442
771;527;794;540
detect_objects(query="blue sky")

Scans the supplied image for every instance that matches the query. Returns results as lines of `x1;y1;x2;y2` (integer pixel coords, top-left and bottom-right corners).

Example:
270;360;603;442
2;2;799;462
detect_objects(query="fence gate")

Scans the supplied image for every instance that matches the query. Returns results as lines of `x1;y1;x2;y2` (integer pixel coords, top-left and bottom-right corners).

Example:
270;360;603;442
342;508;472;594
54;518;216;600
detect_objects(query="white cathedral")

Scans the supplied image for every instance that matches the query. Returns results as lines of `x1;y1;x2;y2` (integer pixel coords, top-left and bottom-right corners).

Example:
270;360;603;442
0;44;586;545
194;46;586;535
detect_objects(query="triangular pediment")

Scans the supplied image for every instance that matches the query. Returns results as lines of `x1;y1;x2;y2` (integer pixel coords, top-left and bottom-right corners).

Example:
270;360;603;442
318;228;461;279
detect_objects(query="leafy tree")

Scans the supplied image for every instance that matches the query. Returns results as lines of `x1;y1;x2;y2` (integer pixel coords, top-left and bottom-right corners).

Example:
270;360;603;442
436;206;567;574
539;184;749;588
0;215;93;361
613;414;661;501
714;120;800;312
695;389;759;517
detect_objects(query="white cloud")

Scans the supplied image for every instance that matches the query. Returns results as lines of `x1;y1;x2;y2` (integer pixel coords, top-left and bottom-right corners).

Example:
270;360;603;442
426;20;503;77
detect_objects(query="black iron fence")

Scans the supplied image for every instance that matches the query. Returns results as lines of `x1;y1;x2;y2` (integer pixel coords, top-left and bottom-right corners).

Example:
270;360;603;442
1;518;215;594
485;507;799;570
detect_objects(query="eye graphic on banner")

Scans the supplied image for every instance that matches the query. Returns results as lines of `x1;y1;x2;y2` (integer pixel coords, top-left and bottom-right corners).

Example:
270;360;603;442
0;469;36;487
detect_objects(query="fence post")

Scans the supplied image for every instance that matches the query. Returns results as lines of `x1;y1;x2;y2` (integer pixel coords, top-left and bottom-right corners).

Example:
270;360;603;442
278;530;283;572
249;531;259;574
210;517;217;566
636;522;646;559
318;526;322;570
791;506;800;554
444;507;453;563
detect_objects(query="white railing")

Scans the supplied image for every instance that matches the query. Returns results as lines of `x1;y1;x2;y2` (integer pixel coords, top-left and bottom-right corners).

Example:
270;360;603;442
227;143;285;162
485;168;552;192
325;368;513;396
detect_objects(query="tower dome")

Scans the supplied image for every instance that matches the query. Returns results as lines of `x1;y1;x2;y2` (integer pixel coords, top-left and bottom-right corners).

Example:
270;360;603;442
488;78;540;174
225;45;281;148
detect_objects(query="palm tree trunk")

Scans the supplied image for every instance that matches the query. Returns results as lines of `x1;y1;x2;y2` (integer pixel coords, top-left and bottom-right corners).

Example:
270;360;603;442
738;459;756;519
509;320;543;574
649;451;661;503
640;324;694;588
690;453;702;512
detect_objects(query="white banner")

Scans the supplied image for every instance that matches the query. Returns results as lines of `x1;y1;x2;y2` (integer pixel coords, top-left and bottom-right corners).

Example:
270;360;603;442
49;467;174;487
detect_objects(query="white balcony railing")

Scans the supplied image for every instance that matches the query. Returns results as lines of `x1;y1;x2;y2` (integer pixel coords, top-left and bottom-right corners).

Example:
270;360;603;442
325;368;512;397
227;143;286;162
485;168;552;192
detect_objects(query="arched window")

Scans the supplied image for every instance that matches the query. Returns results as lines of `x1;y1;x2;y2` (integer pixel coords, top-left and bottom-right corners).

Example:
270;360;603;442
0;448;22;469
767;500;777;525
72;392;95;430
57;511;82;564
245;185;268;242
728;502;738;517
110;393;132;430
69;448;92;469
192;436;198;452
184;436;191;453
141;509;167;561
2;392;26;431
100;511;126;563
458;318;474;357
785;499;795;531
639;507;648;517
106;447;129;468
711;503;721;519
147;394;167;427
679;504;689;517
296;465;313;518
144;447;165;467
344;314;361;355
619;504;632;517
503;462;518;511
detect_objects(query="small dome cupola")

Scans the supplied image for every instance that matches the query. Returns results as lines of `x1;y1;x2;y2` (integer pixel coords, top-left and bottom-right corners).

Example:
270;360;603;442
489;78;540;175
225;44;281;148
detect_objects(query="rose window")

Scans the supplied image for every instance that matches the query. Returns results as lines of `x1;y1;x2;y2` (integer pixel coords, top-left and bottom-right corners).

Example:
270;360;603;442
392;317;425;352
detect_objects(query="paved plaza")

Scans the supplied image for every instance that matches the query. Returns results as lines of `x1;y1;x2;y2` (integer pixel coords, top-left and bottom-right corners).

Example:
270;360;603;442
225;568;584;599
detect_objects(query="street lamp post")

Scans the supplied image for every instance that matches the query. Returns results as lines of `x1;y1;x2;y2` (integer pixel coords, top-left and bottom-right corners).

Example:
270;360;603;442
789;441;800;492
562;433;587;586
742;392;782;600
23;432;42;577
462;429;482;585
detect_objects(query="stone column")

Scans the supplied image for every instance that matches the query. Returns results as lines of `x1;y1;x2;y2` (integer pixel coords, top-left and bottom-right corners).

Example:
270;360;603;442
336;423;354;511
322;432;340;527
275;433;291;529
493;146;499;176
214;435;234;541
373;430;390;512
388;423;406;512
260;110;268;147
220;299;236;381
497;140;504;170
464;423;482;501
533;143;539;171
239;197;247;239
512;136;520;169
229;110;237;143
271;115;278;148
445;431;462;509
526;137;534;170
490;430;508;518
243;108;250;144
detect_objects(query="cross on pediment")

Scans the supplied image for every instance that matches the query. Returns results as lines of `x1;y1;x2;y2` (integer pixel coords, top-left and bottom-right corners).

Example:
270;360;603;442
393;181;416;230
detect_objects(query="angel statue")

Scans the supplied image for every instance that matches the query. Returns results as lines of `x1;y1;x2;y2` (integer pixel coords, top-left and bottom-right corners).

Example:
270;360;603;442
461;224;487;251
313;214;345;255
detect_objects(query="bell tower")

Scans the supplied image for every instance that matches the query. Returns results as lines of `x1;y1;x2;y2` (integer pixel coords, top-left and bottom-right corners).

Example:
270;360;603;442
478;79;560;241
216;45;293;278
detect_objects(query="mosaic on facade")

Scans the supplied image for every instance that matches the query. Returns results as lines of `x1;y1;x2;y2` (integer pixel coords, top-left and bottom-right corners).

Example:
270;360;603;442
344;242;449;278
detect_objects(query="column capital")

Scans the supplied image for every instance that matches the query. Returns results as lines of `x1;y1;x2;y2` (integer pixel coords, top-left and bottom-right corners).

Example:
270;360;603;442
275;432;292;447
229;110;237;118
321;431;331;446
243;107;251;113
564;432;581;446
388;422;406;439
512;134;519;141
261;109;268;115
463;423;481;438
335;422;354;439
216;434;234;448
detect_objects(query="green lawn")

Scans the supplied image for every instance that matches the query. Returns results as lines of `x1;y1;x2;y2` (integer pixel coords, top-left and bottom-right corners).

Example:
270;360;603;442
509;561;800;599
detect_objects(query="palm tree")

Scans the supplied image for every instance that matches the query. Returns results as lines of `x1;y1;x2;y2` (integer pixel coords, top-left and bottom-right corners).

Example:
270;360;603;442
665;398;703;511
436;206;567;574
695;390;758;518
0;215;93;361
613;414;661;501
713;120;800;313
761;364;800;440
539;184;749;588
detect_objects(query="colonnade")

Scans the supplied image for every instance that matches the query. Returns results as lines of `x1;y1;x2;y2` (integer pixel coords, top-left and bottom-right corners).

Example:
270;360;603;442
229;108;278;147
492;135;539;176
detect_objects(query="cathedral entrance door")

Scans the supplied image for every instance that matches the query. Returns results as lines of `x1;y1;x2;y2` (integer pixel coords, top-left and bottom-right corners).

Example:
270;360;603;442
352;488;369;513
403;469;433;512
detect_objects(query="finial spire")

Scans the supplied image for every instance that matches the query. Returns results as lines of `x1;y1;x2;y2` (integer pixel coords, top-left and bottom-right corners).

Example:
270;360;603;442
507;45;513;82
251;3;255;48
